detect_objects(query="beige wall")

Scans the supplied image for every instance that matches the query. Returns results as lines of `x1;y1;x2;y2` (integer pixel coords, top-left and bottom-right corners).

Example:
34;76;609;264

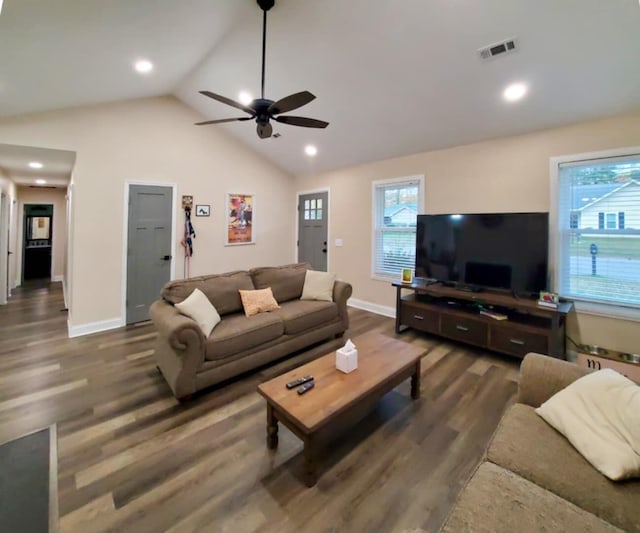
0;96;296;331
16;186;67;282
295;111;640;353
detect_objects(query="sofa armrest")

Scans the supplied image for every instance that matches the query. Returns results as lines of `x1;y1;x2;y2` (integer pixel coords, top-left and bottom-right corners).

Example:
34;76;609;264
333;280;353;322
517;353;592;407
149;299;205;353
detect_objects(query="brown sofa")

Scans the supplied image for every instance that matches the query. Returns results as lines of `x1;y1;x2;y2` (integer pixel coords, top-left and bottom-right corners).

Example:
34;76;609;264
149;263;352;399
441;353;640;532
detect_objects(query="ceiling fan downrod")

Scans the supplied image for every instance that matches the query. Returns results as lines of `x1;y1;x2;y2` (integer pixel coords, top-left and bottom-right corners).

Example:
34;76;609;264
258;0;275;100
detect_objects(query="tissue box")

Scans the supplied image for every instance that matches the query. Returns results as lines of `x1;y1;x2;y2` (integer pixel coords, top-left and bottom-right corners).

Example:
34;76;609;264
336;347;358;373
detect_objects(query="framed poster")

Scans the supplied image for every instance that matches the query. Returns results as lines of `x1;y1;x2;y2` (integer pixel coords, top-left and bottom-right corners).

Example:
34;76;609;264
226;193;254;245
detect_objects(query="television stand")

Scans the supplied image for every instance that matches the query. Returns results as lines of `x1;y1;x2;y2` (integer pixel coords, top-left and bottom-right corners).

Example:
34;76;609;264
392;281;573;360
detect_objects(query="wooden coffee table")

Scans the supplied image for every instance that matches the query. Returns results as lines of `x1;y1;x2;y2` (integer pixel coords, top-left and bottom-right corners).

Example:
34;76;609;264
257;332;425;486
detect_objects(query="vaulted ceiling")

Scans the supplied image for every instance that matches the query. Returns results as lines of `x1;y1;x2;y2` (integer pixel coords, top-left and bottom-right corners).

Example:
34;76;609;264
1;0;640;179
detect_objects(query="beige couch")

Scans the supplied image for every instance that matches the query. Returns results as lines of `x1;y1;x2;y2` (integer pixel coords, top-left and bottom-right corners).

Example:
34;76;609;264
149;263;352;399
441;353;640;532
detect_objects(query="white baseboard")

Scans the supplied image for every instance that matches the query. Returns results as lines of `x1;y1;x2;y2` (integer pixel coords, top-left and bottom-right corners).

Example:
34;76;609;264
68;317;124;338
51;275;63;282
348;298;396;319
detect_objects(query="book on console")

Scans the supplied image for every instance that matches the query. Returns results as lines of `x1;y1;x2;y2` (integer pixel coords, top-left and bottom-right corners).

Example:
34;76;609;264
479;309;508;320
537;299;558;309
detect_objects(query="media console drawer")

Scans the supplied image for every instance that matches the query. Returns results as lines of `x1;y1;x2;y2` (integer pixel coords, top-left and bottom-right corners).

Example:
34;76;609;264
489;326;549;358
440;315;488;346
399;304;439;334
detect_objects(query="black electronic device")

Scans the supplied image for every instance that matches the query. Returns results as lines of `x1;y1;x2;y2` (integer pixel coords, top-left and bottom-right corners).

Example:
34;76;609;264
286;375;314;389
297;381;315;395
415;212;549;296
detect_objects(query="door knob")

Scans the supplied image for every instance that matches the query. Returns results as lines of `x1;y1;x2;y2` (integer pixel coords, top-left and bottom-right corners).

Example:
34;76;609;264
322;248;327;253
161;255;172;261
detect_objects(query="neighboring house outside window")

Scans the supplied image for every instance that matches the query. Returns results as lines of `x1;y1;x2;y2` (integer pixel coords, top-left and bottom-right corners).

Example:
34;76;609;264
372;176;424;279
554;150;640;313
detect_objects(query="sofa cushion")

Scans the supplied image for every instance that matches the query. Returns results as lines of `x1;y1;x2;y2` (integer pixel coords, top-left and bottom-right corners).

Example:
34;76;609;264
204;312;284;361
250;263;309;303
162;271;254;316
300;270;336;302
487;403;640;532
174;288;221;337
273;299;338;335
441;462;622;533
536;368;640;481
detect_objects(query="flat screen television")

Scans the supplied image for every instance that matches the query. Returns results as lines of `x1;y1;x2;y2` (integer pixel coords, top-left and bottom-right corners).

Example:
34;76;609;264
415;212;549;296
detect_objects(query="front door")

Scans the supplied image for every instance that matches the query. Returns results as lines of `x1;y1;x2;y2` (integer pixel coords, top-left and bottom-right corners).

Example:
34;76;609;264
126;185;173;324
298;191;328;271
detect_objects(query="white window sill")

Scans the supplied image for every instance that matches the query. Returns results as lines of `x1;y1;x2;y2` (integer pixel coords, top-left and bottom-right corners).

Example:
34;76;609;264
572;299;640;323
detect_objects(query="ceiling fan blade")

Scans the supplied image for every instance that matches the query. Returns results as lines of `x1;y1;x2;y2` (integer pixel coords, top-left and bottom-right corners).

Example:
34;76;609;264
274;115;329;128
195;117;253;125
268;91;316;115
257;122;273;139
199;91;255;114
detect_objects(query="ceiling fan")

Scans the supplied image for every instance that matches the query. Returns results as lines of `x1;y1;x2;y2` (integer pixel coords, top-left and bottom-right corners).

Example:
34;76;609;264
195;0;329;139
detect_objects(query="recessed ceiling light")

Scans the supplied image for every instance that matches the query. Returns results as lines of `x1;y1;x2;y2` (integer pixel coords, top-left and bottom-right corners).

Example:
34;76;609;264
304;145;318;157
503;82;527;102
28;161;43;169
134;59;154;74
35;179;47;185
238;91;253;105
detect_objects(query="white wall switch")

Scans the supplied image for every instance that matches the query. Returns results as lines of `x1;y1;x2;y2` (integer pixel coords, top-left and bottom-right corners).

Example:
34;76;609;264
335;238;343;247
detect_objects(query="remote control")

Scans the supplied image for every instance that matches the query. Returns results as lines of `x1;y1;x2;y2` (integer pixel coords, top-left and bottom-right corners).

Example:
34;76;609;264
297;381;315;395
286;375;314;389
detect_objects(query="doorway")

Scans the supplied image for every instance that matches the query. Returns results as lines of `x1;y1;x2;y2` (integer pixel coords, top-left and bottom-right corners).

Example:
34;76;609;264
125;184;174;324
297;191;328;271
22;204;53;282
0;193;8;303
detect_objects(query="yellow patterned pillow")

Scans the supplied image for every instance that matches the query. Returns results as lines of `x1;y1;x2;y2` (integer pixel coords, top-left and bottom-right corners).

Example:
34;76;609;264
239;287;280;317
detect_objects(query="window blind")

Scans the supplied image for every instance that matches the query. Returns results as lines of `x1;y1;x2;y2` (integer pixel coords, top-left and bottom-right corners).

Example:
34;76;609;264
372;178;422;278
557;154;640;308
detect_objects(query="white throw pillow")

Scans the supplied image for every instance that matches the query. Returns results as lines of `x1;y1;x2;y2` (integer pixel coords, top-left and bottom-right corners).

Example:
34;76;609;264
174;288;221;337
300;270;336;302
536;368;640;481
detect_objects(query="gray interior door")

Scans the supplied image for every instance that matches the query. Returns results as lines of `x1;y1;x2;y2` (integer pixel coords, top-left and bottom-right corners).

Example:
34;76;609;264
298;192;328;271
126;185;173;324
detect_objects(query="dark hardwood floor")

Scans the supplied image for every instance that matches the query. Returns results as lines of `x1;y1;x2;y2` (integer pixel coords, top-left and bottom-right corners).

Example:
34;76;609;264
0;282;520;532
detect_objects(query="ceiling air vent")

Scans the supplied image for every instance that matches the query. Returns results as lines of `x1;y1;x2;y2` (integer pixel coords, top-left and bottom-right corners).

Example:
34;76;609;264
478;38;517;61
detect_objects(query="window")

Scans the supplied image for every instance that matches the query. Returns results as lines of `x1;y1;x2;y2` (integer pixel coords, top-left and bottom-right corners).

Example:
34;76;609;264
303;198;322;221
372;176;424;279
556;152;640;309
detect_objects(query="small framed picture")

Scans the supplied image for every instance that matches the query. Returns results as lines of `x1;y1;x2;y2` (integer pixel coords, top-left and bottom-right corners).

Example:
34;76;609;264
401;268;413;284
195;204;210;217
182;195;193;209
539;290;559;303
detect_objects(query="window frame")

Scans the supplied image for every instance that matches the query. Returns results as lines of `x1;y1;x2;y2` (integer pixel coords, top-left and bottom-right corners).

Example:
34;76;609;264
371;175;425;282
550;146;640;321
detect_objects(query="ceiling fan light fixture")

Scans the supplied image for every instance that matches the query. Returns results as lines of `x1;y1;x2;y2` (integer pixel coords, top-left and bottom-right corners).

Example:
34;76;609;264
195;0;329;139
134;59;154;74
